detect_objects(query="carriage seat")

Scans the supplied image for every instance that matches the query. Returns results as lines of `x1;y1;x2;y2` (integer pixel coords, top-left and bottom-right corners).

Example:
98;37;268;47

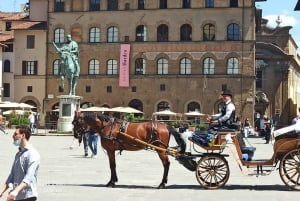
273;123;300;140
236;132;256;161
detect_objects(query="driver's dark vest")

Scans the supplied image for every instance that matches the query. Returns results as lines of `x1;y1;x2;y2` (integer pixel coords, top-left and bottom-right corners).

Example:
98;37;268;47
221;101;235;125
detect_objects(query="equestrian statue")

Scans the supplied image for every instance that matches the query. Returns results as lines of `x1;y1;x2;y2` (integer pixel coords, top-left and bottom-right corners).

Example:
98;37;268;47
53;34;80;96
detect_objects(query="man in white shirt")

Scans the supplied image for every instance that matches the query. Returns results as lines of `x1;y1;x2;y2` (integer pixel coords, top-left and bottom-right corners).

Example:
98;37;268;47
28;112;35;134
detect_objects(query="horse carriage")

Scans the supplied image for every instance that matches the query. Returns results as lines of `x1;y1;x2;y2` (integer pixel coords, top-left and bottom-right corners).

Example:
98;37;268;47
73;113;300;191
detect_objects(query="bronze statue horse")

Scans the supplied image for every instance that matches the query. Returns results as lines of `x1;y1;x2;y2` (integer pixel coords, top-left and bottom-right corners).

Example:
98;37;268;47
73;113;178;189
58;51;78;96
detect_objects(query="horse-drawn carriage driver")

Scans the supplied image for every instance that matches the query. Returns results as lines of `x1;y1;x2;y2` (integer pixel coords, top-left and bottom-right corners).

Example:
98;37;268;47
206;89;237;130
59;34;80;77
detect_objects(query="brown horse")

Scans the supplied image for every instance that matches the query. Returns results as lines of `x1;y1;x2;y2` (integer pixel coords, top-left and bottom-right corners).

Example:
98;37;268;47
74;113;177;189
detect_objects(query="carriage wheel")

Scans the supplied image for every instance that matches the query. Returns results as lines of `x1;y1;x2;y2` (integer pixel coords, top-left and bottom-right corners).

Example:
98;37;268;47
195;155;229;189
279;148;300;191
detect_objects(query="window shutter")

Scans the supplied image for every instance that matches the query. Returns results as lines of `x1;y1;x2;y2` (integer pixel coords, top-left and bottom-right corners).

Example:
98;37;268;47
34;61;38;74
22;61;26;75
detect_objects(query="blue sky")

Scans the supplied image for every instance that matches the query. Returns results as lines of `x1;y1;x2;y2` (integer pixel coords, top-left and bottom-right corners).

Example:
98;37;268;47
1;0;300;49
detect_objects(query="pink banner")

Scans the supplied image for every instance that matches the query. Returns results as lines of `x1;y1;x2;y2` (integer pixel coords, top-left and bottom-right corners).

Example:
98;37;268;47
119;44;131;87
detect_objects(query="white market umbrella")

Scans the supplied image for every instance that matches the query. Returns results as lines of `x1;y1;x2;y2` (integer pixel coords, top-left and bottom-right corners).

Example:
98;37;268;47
81;106;111;112
110;106;143;114
3;110;35;115
184;111;206;117
0;102;35;109
152;109;177;116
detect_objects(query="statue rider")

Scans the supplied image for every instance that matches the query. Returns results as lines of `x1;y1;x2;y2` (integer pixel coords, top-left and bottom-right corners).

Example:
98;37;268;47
59;34;80;77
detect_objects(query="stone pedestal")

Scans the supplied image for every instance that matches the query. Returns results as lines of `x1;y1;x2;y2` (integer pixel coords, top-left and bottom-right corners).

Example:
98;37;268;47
57;95;82;132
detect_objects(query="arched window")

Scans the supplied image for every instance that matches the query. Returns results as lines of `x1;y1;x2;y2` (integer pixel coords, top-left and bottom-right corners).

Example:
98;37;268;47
157;58;168;75
180;57;191;75
3;60;10;72
53;59;59;75
89;59;100;75
107;26;118;42
227;23;239;41
227;57;239;74
157;24;168;42
128;99;143;114
203;23;215;41
203;57;215;74
180;24;192;41
107;59;118;75
136;25;147;42
156;101;171;120
187;102;201;112
54;28;64;43
89;27;100;43
135;58;146;75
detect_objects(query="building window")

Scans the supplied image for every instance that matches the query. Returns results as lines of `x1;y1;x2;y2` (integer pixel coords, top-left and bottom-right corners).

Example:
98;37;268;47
3;83;10;97
132;86;136;92
125;3;130;10
159;0;167;9
5;22;11;31
89;59;100;75
59;86;64;92
107;0;118;10
27;35;35;49
203;23;215;41
256;70;262;88
3;60;10;72
180;57;191;75
230;0;238;7
54;0;65;12
54;28;65;43
136;25;147;42
107;26;118;42
53;60;59;75
205;0;214;8
182;0;191;8
180;24;192;41
90;0;100;11
86;86;91;93
203;57;215;75
138;0;145;9
107;59;118;75
107;86;112;93
160;84;166;91
27;86;33;92
89;27;100;43
227;57;239;74
227;23;239;41
3;44;13;52
22;61;37;75
135;58;146;75
157;24;168;42
187;102;201;113
157;58;168;75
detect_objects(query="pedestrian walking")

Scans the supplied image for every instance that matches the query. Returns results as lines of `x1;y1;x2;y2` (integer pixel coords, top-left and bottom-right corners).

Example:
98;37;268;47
87;126;99;159
0;125;40;201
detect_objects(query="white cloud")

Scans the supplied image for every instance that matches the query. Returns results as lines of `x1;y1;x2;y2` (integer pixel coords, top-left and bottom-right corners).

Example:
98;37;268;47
263;14;297;28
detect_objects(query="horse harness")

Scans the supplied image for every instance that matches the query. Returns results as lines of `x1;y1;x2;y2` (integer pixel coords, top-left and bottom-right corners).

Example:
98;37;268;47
99;118;164;154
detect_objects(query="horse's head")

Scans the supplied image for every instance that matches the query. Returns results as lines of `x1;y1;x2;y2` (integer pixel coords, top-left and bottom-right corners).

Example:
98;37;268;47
72;112;86;139
83;114;111;133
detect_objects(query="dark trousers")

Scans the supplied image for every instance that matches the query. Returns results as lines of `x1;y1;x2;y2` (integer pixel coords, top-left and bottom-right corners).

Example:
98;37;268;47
17;197;37;201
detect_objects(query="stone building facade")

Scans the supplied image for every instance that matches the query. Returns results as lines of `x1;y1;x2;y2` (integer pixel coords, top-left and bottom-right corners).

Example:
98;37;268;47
45;0;257;121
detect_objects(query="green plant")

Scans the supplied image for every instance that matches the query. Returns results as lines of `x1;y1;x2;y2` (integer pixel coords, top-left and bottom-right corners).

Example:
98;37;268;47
125;113;144;122
191;123;209;131
8;110;30;125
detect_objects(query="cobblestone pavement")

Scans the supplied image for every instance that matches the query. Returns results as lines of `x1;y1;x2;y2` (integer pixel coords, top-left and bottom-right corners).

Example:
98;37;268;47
0;129;298;201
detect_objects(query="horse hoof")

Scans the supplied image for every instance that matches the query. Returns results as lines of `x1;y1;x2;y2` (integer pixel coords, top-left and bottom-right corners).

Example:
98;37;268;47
157;183;165;189
106;182;115;188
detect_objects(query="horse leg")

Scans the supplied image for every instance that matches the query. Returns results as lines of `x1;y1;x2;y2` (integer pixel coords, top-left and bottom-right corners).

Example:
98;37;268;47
157;151;170;189
68;78;72;96
72;77;78;95
106;150;118;187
